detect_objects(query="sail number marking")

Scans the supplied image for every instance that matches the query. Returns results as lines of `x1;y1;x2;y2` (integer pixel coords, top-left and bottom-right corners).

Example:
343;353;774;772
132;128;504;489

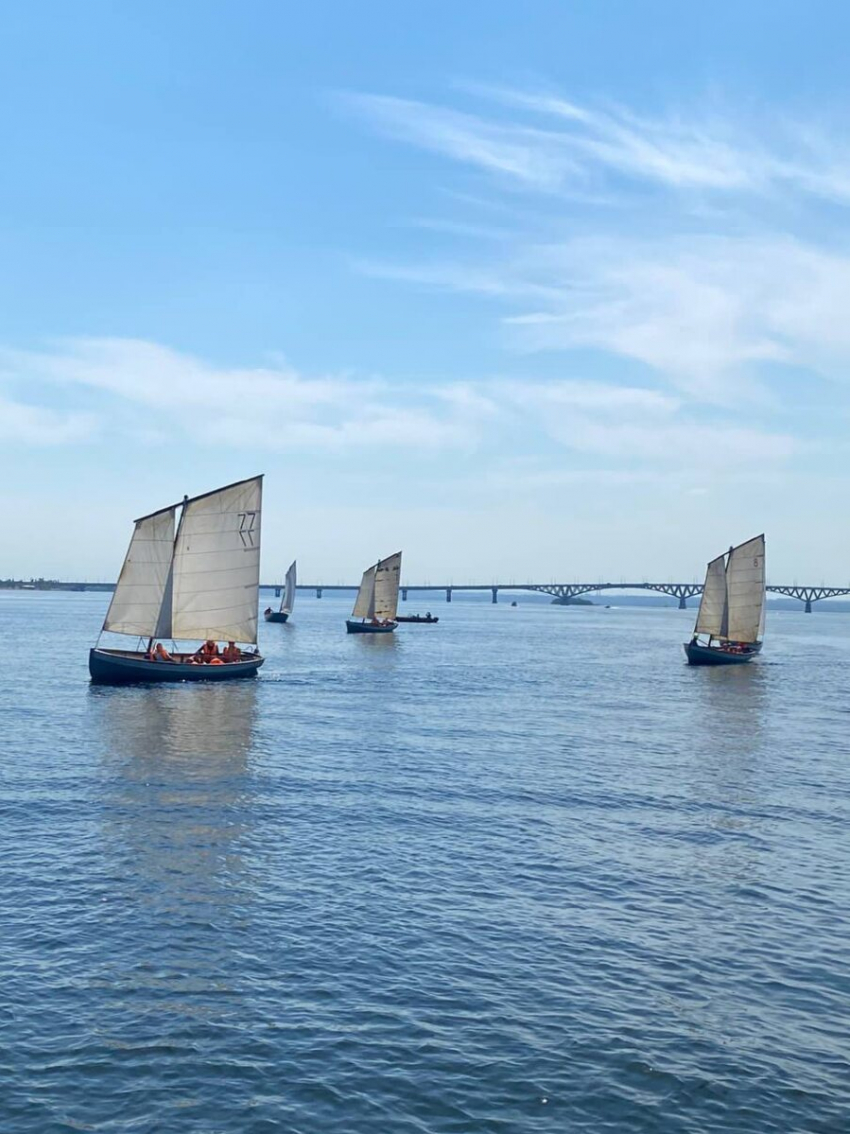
238;511;258;549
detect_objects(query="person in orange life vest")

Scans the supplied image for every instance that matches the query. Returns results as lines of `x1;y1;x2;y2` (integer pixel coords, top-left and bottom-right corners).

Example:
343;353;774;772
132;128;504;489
195;640;220;662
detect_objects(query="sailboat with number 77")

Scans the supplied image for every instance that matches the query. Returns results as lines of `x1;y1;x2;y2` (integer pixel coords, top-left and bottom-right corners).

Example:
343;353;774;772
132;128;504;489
89;476;265;683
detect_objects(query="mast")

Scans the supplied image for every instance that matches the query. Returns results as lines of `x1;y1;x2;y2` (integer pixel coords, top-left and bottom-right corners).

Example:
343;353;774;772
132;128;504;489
151;495;188;641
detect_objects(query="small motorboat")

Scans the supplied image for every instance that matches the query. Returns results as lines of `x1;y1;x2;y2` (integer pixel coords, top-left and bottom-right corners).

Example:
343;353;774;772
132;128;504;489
346;552;401;634
264;559;296;623
684;535;765;666
396;613;439;624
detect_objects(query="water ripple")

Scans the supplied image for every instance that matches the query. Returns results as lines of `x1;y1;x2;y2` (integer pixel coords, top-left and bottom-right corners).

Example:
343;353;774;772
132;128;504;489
2;593;849;1131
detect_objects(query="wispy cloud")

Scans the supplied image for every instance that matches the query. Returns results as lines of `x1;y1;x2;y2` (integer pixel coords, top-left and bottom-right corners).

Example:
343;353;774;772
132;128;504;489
0;395;95;444
492;378;796;467
0;337;795;473
504;235;850;401
340;93;580;191
343;84;850;410
0;338;480;452
343;85;850;203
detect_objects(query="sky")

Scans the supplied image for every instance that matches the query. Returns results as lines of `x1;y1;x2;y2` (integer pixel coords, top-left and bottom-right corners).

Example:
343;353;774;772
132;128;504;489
1;0;849;585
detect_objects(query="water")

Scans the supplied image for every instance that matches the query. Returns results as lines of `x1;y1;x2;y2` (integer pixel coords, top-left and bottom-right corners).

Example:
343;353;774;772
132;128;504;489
2;591;849;1133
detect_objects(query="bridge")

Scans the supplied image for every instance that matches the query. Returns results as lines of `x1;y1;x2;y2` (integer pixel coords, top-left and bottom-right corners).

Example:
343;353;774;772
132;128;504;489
4;578;847;613
279;581;850;613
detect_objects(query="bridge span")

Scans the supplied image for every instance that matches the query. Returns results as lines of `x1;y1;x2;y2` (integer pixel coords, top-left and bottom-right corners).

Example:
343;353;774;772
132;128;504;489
278;581;850;613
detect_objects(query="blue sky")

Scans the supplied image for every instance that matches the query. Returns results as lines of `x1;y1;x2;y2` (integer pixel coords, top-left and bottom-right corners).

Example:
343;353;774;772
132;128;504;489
2;1;849;583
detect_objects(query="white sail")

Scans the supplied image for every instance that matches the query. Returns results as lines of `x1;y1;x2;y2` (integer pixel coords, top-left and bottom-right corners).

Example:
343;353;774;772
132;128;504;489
281;560;297;614
157;476;263;643
373;551;402;621
351;565;376;618
694;555;727;638
102;508;175;637
726;534;765;643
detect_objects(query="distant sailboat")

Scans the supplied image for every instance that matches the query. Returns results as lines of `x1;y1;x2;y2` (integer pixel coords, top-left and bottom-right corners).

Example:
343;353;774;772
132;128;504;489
89;476;265;683
264;560;296;623
346;552;401;634
684;535;765;666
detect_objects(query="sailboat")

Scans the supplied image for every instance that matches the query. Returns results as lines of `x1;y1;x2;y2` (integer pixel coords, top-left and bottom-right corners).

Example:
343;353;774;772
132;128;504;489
684;534;765;666
346;552;401;634
89;476;265;683
264;560;296;623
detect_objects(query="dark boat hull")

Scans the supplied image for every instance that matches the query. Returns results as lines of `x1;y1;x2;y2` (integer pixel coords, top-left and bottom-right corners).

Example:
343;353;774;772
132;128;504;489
684;641;762;666
89;648;264;685
263;610;289;623
345;620;397;634
396;615;439;624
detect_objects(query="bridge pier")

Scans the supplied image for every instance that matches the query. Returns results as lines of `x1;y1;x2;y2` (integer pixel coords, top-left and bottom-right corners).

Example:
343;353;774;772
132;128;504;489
274;586;281;598
446;588;452;603
491;587;498;604
316;587;322;599
805;598;812;613
402;588;408;601
678;594;687;609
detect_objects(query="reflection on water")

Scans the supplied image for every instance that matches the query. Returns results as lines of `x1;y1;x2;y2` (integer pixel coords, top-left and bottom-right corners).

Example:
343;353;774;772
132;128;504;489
677;664;773;890
90;680;259;769
88;682;259;916
687;661;769;740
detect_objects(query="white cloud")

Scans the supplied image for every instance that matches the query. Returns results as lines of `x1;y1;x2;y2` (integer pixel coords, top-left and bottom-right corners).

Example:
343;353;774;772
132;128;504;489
496;378;679;415
339;93;581;191
0;337;796;475
0;338;481;452
343;83;850;411
491;378;795;468
0;395;95;444
504;235;850;401
344;85;850;203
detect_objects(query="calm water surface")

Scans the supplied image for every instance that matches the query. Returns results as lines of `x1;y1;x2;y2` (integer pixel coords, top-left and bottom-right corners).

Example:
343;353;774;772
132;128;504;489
2;592;849;1132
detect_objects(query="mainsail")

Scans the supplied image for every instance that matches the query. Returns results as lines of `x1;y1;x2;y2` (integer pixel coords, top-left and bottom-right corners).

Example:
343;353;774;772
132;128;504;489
692;534;765;644
280;560;297;615
373;552;402;621
351;565;377;619
167;477;262;643
694;555;727;638
726;534;765;643
102;508;176;637
104;476;263;644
